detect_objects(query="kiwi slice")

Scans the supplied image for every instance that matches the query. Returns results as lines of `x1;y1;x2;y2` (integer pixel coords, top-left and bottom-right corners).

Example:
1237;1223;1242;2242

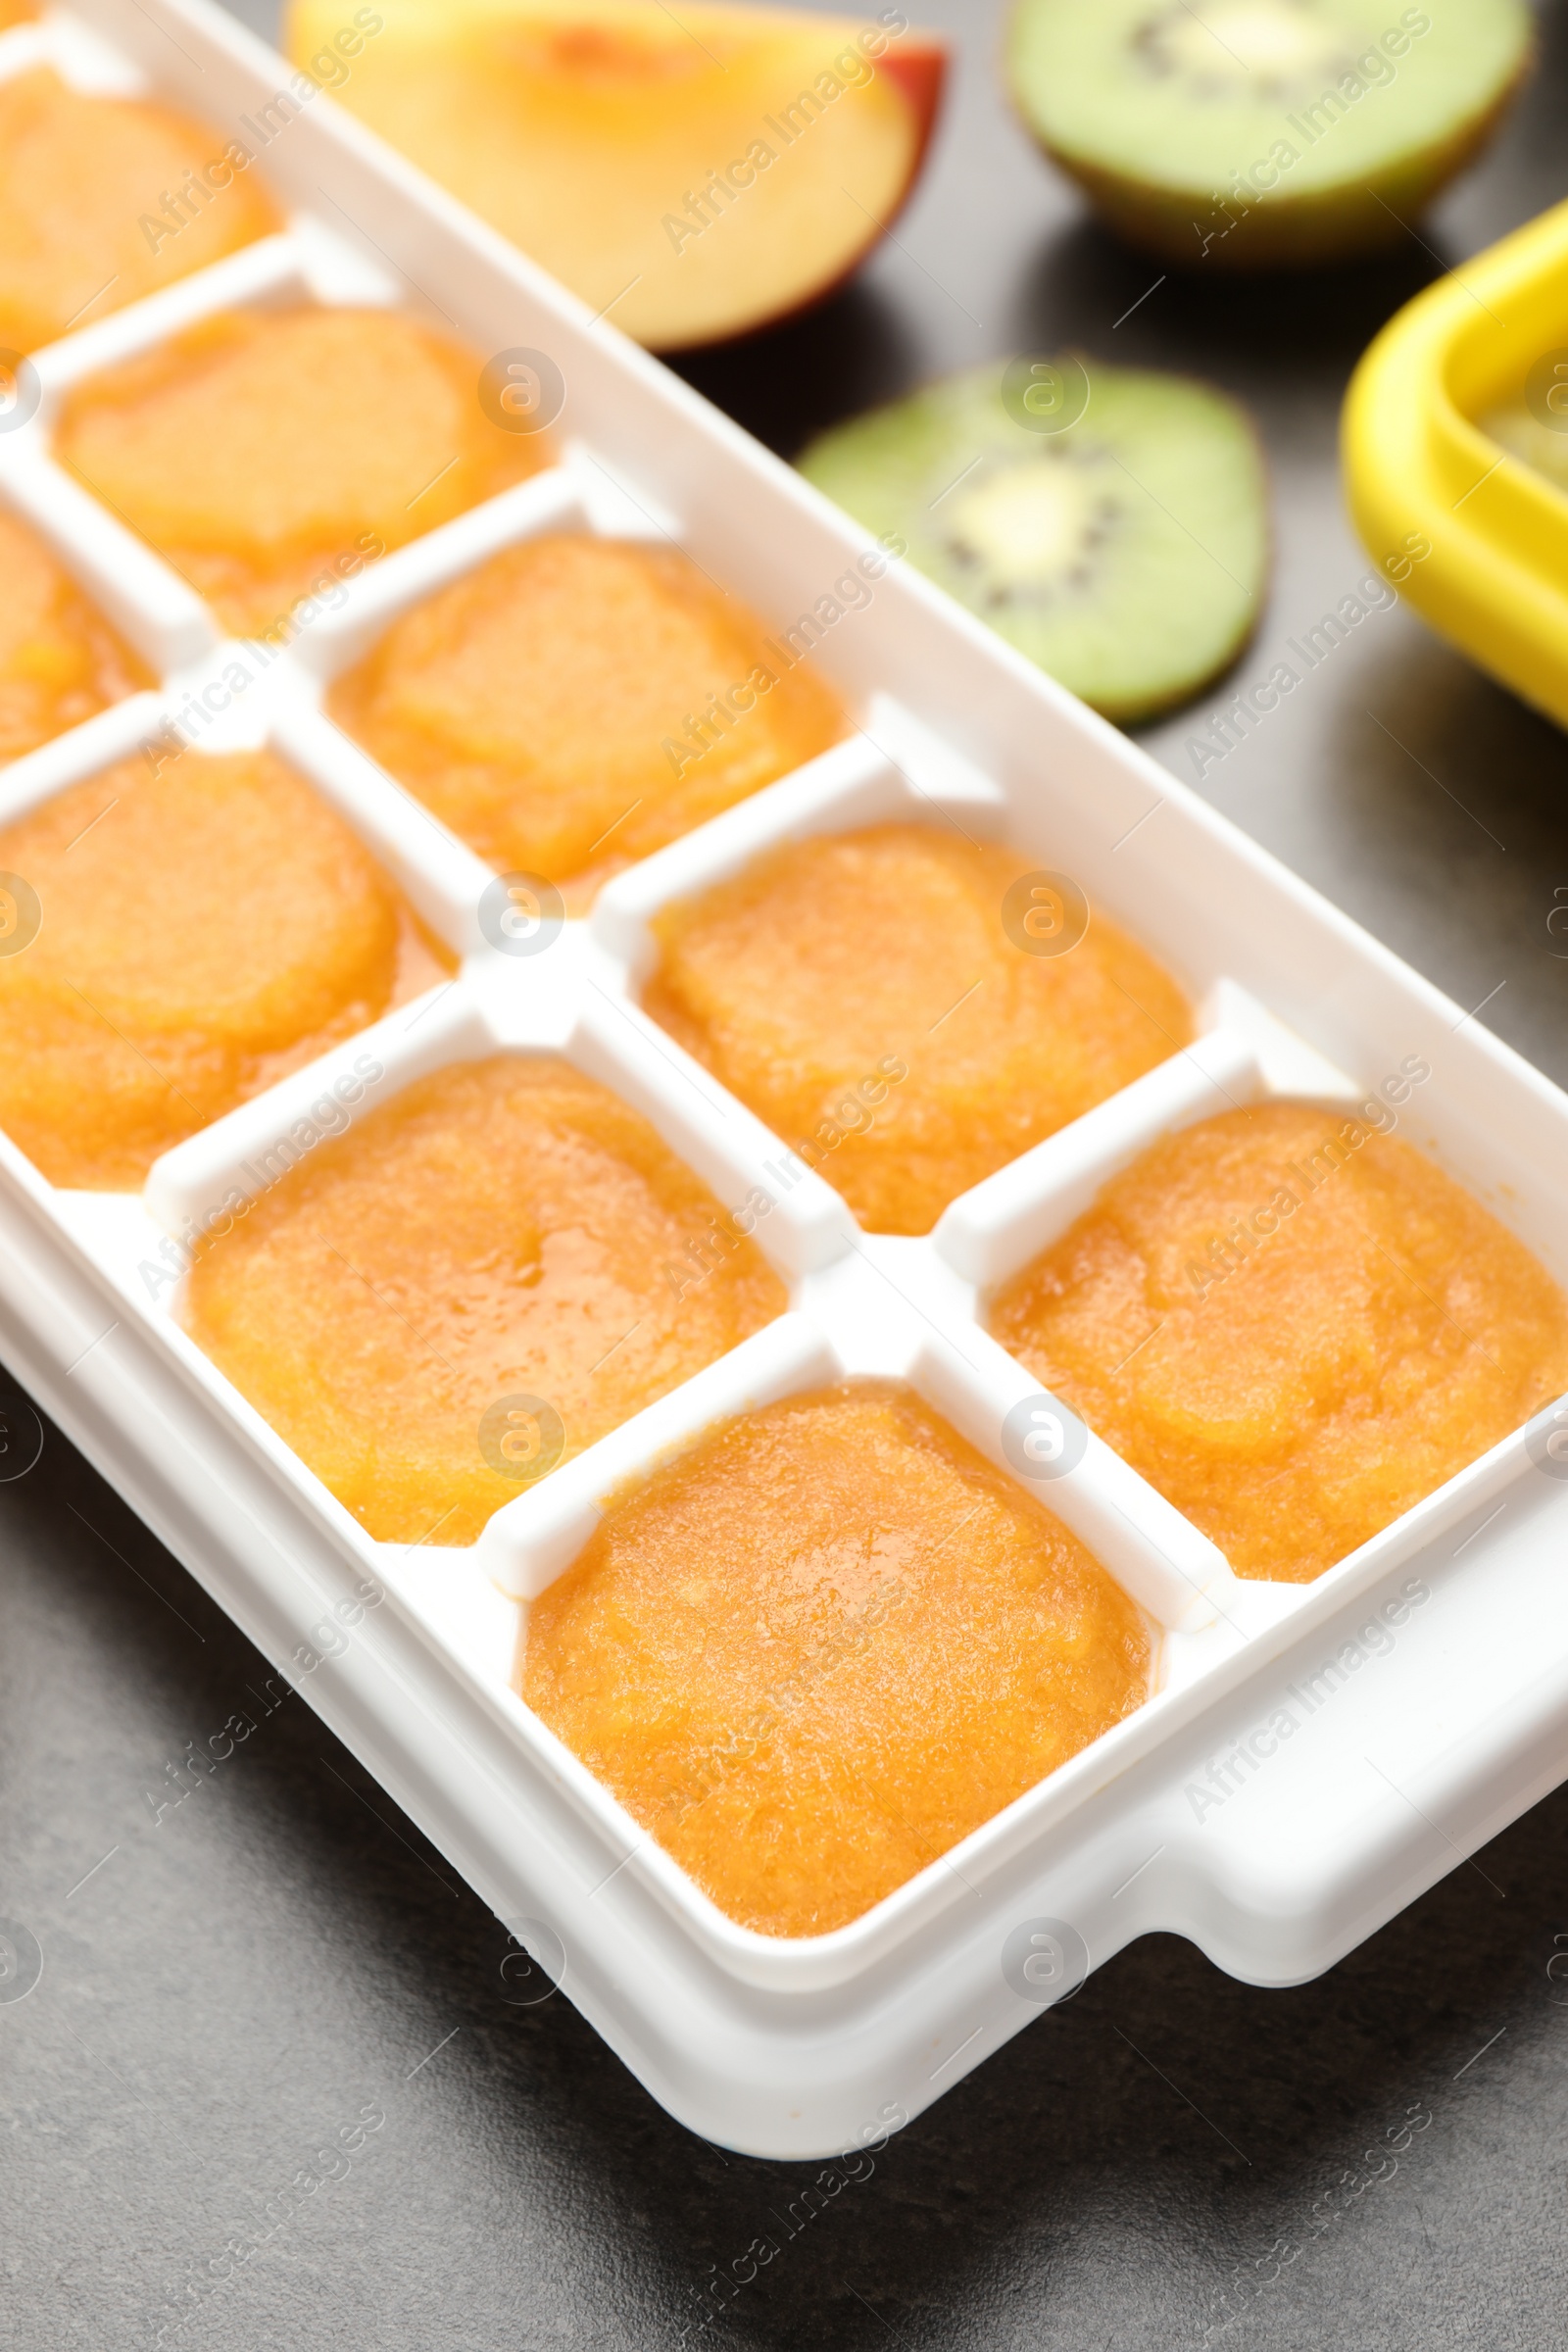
1008;0;1532;270
797;358;1267;723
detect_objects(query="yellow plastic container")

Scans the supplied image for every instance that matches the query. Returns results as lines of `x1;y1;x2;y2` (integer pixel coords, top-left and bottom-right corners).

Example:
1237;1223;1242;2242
1344;193;1568;729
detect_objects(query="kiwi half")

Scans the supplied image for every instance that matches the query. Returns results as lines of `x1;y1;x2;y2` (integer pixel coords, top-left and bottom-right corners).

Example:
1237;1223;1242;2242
797;359;1267;723
1008;0;1532;270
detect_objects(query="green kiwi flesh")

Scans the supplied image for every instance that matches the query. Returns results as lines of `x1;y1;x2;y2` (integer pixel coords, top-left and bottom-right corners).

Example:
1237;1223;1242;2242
798;360;1267;724
1008;0;1533;270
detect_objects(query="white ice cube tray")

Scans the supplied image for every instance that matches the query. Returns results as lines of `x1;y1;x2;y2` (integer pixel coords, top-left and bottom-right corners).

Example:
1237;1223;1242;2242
3;0;1567;2161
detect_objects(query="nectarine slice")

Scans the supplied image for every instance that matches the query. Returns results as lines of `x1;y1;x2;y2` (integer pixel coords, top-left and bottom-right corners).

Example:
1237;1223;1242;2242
285;0;945;348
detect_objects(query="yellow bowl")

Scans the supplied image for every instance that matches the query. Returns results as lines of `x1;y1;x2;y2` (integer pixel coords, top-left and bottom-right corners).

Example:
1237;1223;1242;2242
1344;193;1568;729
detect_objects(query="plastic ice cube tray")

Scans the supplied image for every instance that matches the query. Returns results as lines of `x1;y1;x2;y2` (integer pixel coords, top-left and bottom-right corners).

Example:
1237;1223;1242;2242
2;0;1567;2161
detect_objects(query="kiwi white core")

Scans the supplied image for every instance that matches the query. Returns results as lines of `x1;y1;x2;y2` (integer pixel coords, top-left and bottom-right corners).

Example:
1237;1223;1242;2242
1140;2;1349;92
945;462;1112;597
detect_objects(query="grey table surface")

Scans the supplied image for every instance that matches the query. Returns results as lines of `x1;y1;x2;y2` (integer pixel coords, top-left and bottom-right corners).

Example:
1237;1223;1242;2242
6;2;1568;2347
